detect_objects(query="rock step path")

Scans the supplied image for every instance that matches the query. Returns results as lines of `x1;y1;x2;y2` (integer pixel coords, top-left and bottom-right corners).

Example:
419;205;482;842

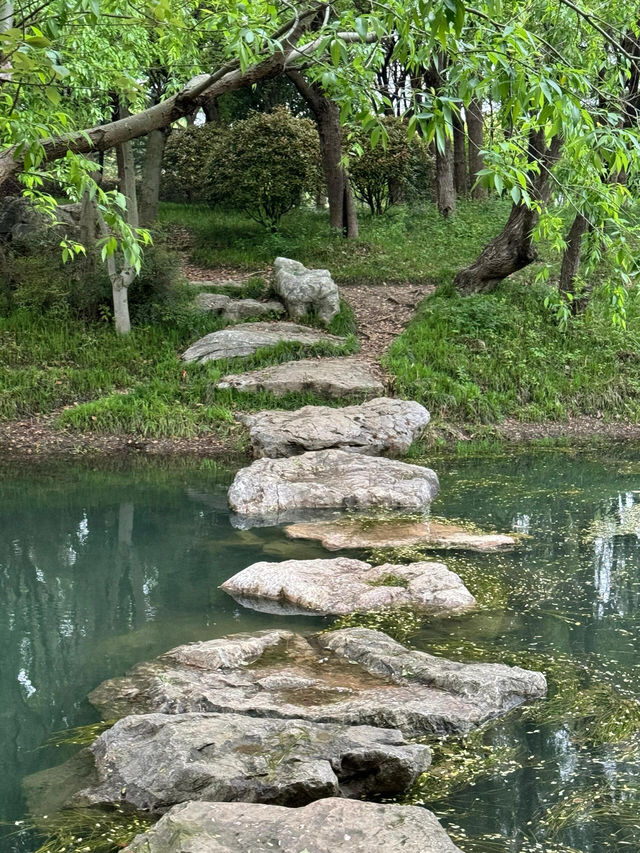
221;556;476;616
89;627;546;737
196;292;284;321
227;449;440;525
286;517;518;552
216;355;384;399
240;397;430;459
181;322;345;364
123;798;463;853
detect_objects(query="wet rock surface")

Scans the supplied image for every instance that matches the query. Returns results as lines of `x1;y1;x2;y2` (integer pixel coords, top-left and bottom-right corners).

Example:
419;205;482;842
227;449;440;525
90;627;546;737
181;322;345;364
274;257;340;325
123;798;463;853
216;356;384;398
69;712;430;812
241;397;430;458
195;292;284;320
221;557;476;616
285;517;518;552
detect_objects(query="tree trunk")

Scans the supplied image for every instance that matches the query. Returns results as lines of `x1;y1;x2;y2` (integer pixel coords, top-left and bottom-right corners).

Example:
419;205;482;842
467;98;487;199
116;106;139;228
139;128;167;226
435;137;456;217
203;96;221;124
452;112;467;196
454;132;562;293
287;70;358;239
559;212;589;310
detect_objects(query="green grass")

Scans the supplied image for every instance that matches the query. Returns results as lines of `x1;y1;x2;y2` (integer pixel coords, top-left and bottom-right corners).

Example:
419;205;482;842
159;199;511;285
387;279;640;424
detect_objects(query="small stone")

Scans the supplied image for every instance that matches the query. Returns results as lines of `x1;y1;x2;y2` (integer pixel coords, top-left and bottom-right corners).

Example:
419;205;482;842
195;293;284;321
221;557;476;616
274;257;340;325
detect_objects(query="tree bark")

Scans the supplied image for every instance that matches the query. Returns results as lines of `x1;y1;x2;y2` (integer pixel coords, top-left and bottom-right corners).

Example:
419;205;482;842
139;128;168;226
203;96;221;124
287;70;358;239
452;112;467;196
435;137;456;217
559;212;589;310
467;97;487;199
0;7;329;189
454;132;562;293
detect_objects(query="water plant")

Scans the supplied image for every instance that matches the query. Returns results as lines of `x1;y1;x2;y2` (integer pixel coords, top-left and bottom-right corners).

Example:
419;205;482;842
329;607;423;644
12;806;153;853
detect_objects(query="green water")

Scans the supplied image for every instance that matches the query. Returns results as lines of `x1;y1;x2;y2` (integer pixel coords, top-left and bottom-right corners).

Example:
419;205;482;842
2;449;640;852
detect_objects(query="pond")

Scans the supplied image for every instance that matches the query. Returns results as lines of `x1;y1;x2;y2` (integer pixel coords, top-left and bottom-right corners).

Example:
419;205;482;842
1;448;640;852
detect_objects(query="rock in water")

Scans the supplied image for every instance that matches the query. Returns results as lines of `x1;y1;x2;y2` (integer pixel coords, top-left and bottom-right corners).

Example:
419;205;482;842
90;627;546;737
273;257;340;324
285;518;518;552
195;292;284;320
221;557;476;616
123;799;463;853
181;322;345;364
227;449;440;525
240;397;430;458
216;356;384;399
69;712;429;812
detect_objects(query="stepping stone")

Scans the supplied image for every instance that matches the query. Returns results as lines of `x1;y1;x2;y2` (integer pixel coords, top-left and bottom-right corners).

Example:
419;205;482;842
182;322;345;364
58;713;430;813
216;356;384;399
89;627;547;737
227;449;439;525
221;557;476;616
188;279;246;289
123;799;463;853
286;518;518;552
195;292;284;320
274;256;340;324
240;397;430;458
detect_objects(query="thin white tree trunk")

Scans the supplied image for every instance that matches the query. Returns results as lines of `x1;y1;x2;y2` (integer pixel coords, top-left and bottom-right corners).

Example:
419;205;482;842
96;203;136;334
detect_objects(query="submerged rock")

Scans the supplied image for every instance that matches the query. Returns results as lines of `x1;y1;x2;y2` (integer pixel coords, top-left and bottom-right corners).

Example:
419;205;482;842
285;517;518;552
70;712;429;812
274;257;340;324
221;557;476;616
123;798;463;853
216;356;384;399
181;322;345;364
241;397;430;459
227;449;440;525
90;627;546;737
195;292;284;320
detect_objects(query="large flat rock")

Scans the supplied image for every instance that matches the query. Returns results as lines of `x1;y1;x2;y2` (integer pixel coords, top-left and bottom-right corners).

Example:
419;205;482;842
240;397;430;458
286;518;517;552
123;798;463;853
216;356;384;399
181;322;345;364
221;557;476;616
195;292;284;320
227;449;440;525
274;257;340;324
69;712;429;812
90;627;546;737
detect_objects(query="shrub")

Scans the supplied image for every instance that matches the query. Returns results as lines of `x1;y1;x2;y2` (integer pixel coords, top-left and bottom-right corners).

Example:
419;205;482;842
348;118;433;214
202;107;320;228
160;124;227;203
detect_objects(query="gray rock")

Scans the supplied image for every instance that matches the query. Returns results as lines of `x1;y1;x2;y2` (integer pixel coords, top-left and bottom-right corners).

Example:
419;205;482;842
216;356;384;399
182;322;345;364
274;257;340;325
70;712;429;812
195;292;284;321
123;798;463;853
227;449;440;525
90;627;546;737
286;518;517;552
0;196;82;243
221;557;476;616
240;397;430;459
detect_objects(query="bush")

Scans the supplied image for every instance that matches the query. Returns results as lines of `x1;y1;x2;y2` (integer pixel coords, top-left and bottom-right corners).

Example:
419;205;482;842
348;118;433;214
160;124;226;203
202;107;320;228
